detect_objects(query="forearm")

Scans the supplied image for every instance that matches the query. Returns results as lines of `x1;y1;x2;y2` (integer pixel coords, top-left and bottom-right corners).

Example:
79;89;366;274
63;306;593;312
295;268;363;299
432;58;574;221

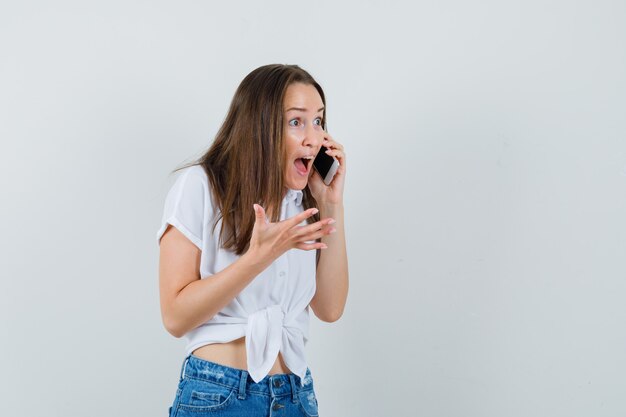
167;250;272;338
312;202;349;322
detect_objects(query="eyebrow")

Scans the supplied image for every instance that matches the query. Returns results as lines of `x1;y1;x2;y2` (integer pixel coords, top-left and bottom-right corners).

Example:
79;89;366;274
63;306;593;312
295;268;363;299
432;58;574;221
284;106;325;113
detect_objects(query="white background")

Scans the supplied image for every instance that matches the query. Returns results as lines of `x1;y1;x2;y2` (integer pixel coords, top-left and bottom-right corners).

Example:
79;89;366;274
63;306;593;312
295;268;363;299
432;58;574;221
1;1;625;416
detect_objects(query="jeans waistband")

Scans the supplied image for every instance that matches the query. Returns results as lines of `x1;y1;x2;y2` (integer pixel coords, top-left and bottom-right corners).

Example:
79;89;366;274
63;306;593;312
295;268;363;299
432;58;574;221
179;353;313;398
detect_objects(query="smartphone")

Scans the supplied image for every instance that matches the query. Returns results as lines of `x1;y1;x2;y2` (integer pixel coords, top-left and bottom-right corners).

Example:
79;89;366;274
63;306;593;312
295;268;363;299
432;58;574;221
313;124;339;186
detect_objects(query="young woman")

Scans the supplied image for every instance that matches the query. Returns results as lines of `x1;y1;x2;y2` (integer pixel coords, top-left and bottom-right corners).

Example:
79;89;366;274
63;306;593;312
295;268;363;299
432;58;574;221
157;64;348;416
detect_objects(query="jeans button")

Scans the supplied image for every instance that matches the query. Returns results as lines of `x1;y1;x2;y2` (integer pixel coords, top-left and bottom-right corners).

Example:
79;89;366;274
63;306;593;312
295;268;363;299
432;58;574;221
273;379;281;387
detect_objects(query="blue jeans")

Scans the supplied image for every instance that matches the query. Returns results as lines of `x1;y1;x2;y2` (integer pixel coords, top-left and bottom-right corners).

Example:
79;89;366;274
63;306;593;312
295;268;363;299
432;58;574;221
168;353;320;416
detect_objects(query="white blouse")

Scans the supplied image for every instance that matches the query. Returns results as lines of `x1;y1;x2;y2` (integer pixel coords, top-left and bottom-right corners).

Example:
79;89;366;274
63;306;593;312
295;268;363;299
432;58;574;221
156;165;316;386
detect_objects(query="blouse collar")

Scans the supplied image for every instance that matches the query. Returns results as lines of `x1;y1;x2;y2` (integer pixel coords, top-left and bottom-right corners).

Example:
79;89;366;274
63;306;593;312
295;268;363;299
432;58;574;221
284;188;304;206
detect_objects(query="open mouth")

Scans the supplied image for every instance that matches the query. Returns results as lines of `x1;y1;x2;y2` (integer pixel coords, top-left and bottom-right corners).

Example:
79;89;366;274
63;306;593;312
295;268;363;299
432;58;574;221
294;157;311;175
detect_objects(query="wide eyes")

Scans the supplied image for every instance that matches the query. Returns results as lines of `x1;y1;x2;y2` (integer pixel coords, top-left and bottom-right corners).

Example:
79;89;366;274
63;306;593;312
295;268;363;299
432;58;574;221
288;117;323;127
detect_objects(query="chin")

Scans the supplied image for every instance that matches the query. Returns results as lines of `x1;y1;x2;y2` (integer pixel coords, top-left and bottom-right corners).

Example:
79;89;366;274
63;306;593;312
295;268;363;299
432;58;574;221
285;176;306;190
288;182;306;190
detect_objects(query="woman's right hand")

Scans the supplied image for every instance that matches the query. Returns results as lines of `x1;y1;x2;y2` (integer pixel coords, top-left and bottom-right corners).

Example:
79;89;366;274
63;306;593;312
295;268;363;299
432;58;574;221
248;203;336;264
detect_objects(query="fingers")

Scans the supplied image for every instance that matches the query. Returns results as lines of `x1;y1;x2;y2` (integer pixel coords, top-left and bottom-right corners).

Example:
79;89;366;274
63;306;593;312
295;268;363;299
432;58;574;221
253;204;268;225
290;219;336;250
302;227;335;242
324;148;345;161
285;207;319;228
295;241;328;251
293;217;335;238
322;137;343;151
256;204;319;230
322;136;346;172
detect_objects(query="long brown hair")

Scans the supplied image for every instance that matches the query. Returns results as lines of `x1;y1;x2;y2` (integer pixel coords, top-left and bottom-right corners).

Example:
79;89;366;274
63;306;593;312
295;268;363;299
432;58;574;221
171;64;326;255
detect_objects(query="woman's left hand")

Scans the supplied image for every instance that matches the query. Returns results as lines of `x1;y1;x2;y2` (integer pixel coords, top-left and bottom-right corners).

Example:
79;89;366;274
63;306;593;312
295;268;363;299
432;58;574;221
308;134;346;205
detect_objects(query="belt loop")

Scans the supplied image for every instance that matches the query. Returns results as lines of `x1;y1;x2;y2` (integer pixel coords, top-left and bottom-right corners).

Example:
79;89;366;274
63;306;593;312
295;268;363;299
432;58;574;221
238;370;248;400
179;354;190;382
289;374;298;403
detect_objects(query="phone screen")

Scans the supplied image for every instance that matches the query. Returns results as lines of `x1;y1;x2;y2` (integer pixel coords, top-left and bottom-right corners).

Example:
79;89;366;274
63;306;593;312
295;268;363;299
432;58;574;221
312;123;339;185
313;145;335;179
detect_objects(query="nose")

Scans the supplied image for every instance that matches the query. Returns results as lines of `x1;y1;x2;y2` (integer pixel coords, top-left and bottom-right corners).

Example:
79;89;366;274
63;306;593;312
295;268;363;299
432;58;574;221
302;123;324;148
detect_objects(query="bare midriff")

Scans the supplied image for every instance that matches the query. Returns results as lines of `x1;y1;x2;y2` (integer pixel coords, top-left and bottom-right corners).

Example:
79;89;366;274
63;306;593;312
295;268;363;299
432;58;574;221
191;336;293;375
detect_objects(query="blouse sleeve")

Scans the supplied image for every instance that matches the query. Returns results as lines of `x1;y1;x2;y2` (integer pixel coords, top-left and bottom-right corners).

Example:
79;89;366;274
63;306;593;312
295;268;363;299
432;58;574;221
156;167;207;250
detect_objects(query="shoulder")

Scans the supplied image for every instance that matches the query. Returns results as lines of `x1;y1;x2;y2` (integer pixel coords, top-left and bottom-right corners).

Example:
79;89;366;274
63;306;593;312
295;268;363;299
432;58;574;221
174;164;219;217
177;164;208;186
157;164;211;248
159;165;211;218
186;164;208;180
171;165;210;198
